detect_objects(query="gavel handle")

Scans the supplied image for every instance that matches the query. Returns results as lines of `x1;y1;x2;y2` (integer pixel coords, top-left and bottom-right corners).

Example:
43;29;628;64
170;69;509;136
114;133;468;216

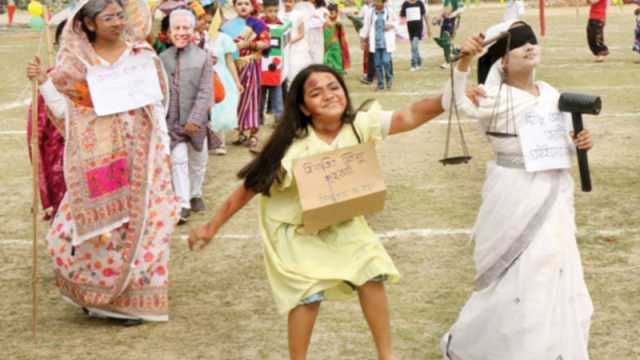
450;32;509;63
571;113;592;192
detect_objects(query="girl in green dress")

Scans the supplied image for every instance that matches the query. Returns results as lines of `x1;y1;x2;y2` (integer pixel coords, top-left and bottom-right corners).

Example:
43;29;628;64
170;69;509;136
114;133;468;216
323;3;350;74
189;64;445;360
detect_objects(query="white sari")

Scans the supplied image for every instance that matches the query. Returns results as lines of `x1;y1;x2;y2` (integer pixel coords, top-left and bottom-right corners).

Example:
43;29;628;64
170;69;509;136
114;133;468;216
440;64;593;360
280;8;311;81
304;4;328;64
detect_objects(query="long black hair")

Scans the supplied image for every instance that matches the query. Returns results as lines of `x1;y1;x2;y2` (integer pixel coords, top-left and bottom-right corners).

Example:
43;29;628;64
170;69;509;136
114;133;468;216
55;19;67;46
238;64;365;196
313;0;327;8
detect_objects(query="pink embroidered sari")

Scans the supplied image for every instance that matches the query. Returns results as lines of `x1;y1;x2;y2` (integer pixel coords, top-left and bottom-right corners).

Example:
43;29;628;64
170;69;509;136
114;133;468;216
27;94;66;221
45;0;178;321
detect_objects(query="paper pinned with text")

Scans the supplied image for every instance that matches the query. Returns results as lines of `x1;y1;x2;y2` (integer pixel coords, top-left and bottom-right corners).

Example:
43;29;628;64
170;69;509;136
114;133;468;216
518;106;571;172
87;54;163;116
406;7;422;22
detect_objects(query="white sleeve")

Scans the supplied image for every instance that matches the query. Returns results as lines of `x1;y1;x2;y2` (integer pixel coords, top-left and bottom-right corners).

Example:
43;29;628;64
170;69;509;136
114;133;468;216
441;68;482;119
387;7;398;26
307;8;327;29
359;8;371;39
564;111;577;155
380;110;393;138
38;79;66;118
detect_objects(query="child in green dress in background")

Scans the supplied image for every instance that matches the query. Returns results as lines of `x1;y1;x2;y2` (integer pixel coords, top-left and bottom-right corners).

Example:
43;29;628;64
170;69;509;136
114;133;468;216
323;3;350;74
189;64;445;359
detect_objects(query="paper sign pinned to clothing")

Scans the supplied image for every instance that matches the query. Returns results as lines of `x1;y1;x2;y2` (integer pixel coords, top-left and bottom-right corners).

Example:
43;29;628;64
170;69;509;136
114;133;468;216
87;54;163;116
518;106;572;172
406;7;422;22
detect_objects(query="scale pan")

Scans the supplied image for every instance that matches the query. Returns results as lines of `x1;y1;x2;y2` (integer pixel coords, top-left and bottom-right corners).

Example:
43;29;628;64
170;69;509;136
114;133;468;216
485;131;518;138
439;156;472;165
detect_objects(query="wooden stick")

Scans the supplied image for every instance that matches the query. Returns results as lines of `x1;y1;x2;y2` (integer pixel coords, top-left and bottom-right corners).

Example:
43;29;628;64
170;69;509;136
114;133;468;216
30;79;39;339
43;6;54;66
539;0;546;37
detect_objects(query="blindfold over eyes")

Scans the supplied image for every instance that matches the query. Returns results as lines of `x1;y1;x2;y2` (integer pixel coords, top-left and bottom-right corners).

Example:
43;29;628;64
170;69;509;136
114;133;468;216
477;23;538;84
494;23;538;56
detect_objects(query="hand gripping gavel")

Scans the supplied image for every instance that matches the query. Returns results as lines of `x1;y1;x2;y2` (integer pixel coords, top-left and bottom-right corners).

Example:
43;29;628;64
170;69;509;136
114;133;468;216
558;92;601;192
450;32;509;63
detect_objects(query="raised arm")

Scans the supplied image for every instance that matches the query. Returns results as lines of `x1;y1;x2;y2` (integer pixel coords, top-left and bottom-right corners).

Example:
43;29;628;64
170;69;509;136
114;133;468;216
188;184;257;250
226;53;243;92
441;34;486;119
388;95;444;135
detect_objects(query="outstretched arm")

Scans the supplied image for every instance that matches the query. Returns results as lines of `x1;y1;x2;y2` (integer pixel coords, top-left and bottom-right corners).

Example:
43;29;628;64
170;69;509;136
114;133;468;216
388;95;444;135
440;33;486;118
189;185;257;250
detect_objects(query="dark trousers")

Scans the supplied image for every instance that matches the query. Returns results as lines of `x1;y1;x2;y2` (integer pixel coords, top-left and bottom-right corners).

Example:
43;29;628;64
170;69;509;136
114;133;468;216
365;50;393;82
441;16;458;39
260;79;288;123
587;19;609;56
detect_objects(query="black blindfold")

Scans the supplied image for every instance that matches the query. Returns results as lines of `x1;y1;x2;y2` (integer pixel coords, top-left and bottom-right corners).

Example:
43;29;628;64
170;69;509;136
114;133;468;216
477;23;538;84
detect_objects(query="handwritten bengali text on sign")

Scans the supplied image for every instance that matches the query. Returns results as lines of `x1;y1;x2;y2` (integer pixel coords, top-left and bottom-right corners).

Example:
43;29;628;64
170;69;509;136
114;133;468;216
518;106;571;172
86;53;163;116
293;143;386;232
299;148;374;204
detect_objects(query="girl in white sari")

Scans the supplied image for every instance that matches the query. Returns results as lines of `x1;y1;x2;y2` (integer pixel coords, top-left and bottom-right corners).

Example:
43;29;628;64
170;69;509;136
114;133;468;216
280;0;312;81
441;21;594;359
304;0;329;64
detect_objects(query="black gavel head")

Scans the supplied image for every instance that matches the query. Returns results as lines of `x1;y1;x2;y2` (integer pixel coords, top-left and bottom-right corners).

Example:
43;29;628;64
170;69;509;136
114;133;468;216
558;92;602;115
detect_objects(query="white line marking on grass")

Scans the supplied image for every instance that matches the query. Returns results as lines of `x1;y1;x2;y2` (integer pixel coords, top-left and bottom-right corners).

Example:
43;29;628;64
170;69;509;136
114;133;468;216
379;228;472;238
0;239;36;246
0;98;30;112
602;113;639;118
4;228;638;248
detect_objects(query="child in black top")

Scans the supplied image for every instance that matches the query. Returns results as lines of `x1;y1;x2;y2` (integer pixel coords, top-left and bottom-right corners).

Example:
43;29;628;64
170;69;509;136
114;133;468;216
400;0;430;71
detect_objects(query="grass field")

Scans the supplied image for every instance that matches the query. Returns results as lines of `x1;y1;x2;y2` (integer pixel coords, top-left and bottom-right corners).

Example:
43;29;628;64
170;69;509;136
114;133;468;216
1;4;639;359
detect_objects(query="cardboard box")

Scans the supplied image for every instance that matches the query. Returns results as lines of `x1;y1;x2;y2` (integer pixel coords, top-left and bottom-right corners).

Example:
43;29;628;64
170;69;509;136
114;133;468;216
293;142;386;233
261;21;292;86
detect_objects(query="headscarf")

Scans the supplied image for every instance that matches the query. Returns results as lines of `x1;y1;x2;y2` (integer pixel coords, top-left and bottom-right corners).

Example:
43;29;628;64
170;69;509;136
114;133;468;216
438;20;541;135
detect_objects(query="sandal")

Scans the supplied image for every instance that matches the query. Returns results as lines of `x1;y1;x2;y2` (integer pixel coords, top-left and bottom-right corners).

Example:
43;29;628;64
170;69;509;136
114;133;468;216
247;135;260;153
231;133;248;146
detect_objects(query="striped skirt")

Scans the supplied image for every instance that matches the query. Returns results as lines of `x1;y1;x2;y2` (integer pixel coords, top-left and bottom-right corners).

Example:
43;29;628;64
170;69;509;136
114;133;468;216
237;60;261;131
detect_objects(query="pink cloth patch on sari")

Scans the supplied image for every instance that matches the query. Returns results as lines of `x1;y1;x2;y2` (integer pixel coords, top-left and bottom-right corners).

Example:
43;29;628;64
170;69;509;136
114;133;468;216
85;158;130;199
